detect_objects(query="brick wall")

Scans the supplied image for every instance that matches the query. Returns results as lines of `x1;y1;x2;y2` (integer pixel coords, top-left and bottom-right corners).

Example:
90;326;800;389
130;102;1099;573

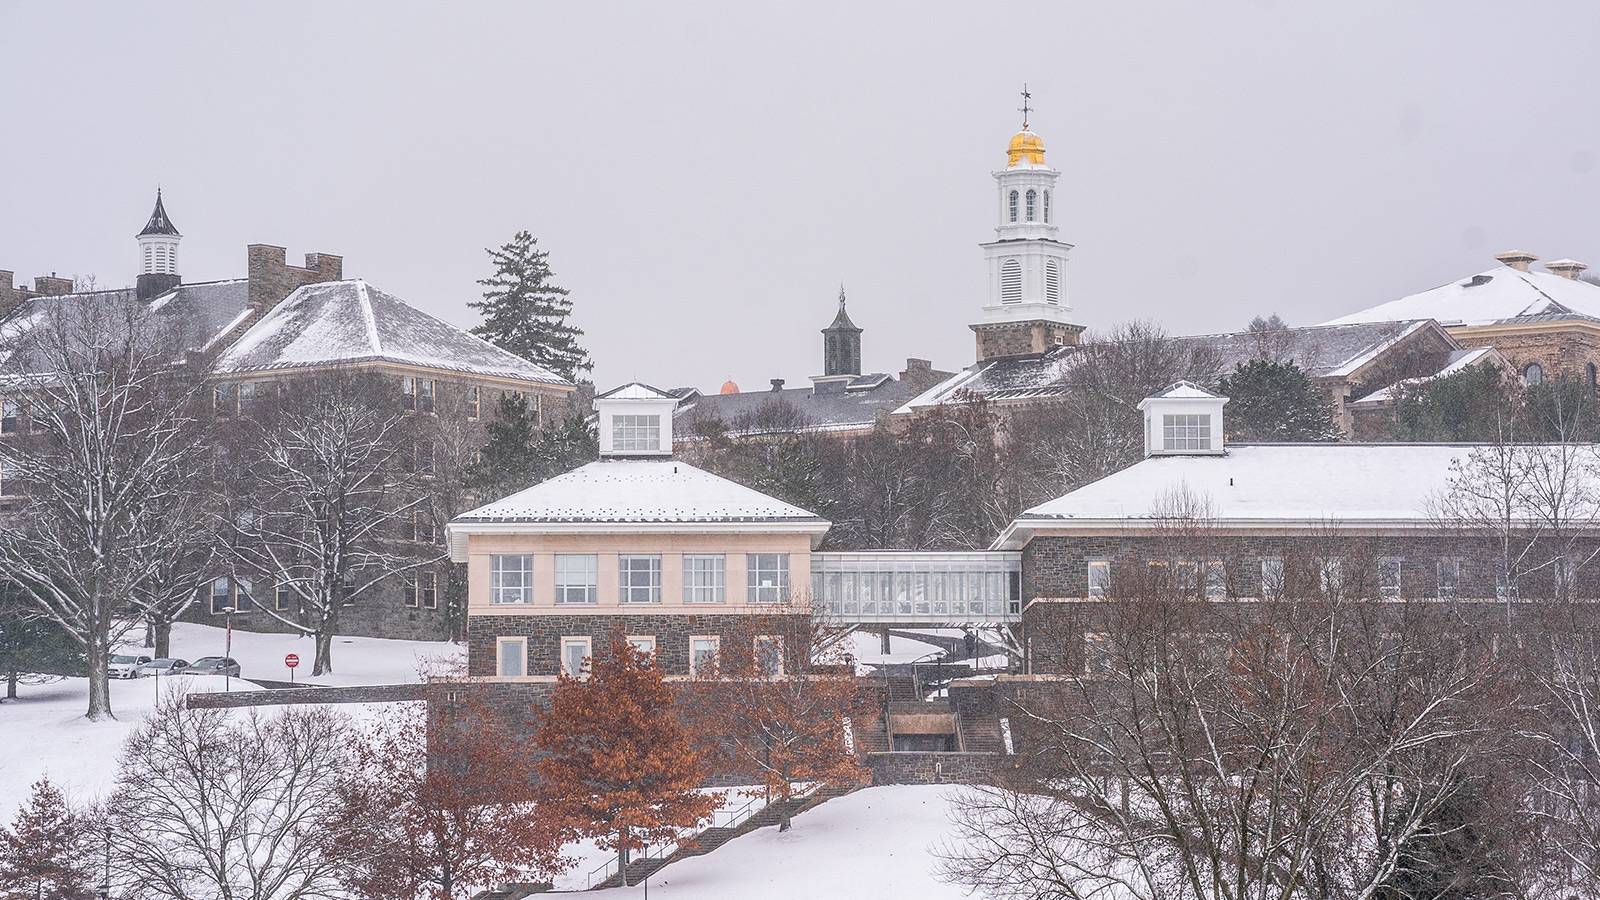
246;244;343;312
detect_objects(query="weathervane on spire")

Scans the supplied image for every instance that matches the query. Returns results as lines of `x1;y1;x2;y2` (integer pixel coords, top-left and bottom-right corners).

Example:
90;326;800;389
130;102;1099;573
1018;83;1033;129
838;283;847;311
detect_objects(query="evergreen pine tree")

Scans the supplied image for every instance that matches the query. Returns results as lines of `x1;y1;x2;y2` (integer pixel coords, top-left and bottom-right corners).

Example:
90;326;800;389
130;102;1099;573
470;396;597;500
1217;360;1342;442
470;231;590;381
0;586;85;701
0;778;95;900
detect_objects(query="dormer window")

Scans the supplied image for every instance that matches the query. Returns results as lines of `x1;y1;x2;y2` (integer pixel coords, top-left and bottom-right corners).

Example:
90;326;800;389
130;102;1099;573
1162;414;1212;452
612;414;661;452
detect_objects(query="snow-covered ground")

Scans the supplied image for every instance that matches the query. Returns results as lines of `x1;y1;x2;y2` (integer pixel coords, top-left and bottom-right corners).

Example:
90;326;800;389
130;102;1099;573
586;786;970;898
0;623;458;817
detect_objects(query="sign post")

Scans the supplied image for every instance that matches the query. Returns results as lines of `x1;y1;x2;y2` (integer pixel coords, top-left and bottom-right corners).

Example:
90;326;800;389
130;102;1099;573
285;652;300;685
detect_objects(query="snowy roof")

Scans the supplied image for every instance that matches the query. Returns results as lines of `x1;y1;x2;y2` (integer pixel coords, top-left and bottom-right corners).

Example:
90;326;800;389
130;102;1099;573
676;375;923;437
0;279;249;371
993;443;1600;548
448;458;829;553
137;190;180;237
1349;347;1501;406
1143;381;1223;401
1322;265;1600;328
212;280;570;385
897;321;1440;413
597;381;677;400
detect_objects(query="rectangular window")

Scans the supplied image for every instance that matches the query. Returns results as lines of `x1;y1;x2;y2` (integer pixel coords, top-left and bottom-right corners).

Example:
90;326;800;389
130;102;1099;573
467;385;481;419
611;414;661;453
275;582;292;612
627;635;657;657
213;383;239;417
1494;561;1512;601
490;554;533;604
683;554;726;603
413;510;437;544
418;571;438;609
1161;414;1211;452
1378;557;1403;599
415;441;436;476
1261;557;1284;599
237;381;262;416
553;554;597;604
1437;559;1461;599
402;376;417;411
0;399;18;434
210;577;231;614
1175;560;1199;598
1204;561;1227;600
497;637;527;678
234;577;255;612
1319;558;1345;597
417;379;435;414
1556;557;1576;598
402;575;419;607
755;635;783;677
747;553;789;603
690;636;720;677
1083;633;1112;676
1086;560;1110;599
26;400;47;434
561;637;592;679
619;554;662;603
0;459;17;496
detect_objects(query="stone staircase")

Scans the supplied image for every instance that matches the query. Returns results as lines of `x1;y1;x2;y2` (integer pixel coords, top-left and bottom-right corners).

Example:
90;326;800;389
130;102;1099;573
469;883;550;900
588;783;858;890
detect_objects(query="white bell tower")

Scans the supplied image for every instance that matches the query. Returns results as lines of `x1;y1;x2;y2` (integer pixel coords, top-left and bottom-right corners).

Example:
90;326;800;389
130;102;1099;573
971;88;1083;360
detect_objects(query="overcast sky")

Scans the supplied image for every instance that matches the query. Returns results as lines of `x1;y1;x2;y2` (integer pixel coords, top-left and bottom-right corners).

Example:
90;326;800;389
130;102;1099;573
2;1;1597;389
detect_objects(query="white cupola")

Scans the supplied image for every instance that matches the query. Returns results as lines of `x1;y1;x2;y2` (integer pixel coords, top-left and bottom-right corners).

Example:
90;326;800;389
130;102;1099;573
595;382;678;458
978;100;1076;326
1137;382;1228;457
137;189;181;276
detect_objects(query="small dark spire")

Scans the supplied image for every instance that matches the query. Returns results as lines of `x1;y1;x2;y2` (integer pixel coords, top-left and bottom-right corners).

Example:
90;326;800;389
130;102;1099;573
822;282;862;377
826;283;859;332
137;188;181;237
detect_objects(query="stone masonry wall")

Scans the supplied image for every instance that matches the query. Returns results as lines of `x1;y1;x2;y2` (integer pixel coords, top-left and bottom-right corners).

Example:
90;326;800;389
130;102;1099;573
467;612;810;677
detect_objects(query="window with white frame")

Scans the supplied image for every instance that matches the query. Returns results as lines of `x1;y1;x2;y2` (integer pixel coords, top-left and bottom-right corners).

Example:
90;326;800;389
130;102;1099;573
1043;189;1051;223
209;577;253;614
747;554;789;603
0;399;18;434
1205;561;1227;600
690;636;720;677
554;554;598;604
1493;560;1512;600
755;635;783;677
467;385;481;419
417;378;435;414
1086;559;1110;599
683;554;725;603
275;582;293;611
1175;560;1199;598
611;415;661;453
403;575;418;607
561;637;591;679
1025;188;1037;221
497;637;526;677
1378;557;1403;599
490;554;533;604
1007;190;1019;222
213;383;239;417
0;459;17;496
414;441;436;476
627;635;656;658
418;572;438;609
1319;558;1345;597
1556;556;1576;598
619;555;662;603
1162;414;1211;451
410;510;438;544
1083;633;1112;676
237;381;263;416
1436;558;1461;599
1260;557;1284;599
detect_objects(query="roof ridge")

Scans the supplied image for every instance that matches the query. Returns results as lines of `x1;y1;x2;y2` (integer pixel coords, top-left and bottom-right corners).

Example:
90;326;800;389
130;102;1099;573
356;280;384;356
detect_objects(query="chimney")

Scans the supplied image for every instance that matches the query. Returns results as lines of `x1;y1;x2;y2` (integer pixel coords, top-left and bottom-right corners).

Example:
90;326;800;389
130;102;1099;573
33;274;75;296
1545;259;1589;281
0;271;19;318
770;378;785;392
1494;250;1538;272
247;244;344;311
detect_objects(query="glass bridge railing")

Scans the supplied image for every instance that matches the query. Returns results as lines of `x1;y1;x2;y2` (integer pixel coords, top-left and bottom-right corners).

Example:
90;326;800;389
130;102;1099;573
810;551;1022;624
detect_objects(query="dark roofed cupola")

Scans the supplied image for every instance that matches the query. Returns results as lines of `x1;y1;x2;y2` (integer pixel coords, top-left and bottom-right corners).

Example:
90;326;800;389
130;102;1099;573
136;189;182;301
822;284;863;377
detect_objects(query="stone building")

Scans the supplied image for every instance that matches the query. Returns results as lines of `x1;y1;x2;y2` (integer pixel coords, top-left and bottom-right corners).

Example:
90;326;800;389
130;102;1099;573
1323;250;1600;392
0;193;575;640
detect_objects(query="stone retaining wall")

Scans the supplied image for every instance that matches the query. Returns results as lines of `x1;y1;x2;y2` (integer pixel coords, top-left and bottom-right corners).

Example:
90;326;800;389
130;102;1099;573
867;751;1000;785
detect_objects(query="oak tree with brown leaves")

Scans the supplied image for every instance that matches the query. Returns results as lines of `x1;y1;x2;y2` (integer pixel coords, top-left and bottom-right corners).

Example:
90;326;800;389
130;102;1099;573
532;631;716;887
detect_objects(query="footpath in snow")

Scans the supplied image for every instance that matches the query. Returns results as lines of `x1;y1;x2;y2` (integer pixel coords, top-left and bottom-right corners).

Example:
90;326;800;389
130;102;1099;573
0;622;460;817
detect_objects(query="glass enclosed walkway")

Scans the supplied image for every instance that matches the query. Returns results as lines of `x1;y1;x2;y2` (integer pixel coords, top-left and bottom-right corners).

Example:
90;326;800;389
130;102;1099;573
810;551;1022;625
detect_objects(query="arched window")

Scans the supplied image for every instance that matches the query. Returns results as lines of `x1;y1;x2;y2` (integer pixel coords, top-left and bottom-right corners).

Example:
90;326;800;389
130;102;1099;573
1025;189;1037;221
1588;362;1598;391
1524;362;1545;386
1000;259;1023;303
1008;190;1019;223
1045;260;1061;303
1043;190;1051;223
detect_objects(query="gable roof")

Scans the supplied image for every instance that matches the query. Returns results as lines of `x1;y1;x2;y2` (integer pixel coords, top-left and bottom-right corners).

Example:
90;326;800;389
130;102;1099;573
1348;347;1502;407
1322;265;1600;328
212;279;570;385
1143;380;1223;401
597;381;677;400
993;442;1600;548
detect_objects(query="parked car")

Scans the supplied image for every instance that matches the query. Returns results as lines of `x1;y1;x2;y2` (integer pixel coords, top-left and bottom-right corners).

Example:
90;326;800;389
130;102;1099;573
107;654;153;679
188;656;241;678
139;658;190;677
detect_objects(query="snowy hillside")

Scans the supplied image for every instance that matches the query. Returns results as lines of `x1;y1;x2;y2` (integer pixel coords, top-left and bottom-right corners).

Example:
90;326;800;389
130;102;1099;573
0;623;460;817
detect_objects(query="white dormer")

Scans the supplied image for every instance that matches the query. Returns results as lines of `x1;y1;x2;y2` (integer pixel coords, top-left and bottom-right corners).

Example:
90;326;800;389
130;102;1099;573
1137;382;1228;457
595;382;677;458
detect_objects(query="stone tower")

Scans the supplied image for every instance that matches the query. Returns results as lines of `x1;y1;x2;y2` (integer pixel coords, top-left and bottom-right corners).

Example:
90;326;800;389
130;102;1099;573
971;96;1084;361
822;285;863;377
136;189;182;301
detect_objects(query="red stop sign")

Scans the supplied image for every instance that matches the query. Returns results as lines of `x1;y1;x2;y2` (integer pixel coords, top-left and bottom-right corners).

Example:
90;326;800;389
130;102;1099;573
284;653;300;669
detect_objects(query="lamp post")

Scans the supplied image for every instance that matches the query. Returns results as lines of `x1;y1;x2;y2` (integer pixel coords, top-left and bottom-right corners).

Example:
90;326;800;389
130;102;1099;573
222;606;235;692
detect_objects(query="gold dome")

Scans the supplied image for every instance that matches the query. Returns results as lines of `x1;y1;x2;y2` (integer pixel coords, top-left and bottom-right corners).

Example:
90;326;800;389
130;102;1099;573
1006;129;1046;167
